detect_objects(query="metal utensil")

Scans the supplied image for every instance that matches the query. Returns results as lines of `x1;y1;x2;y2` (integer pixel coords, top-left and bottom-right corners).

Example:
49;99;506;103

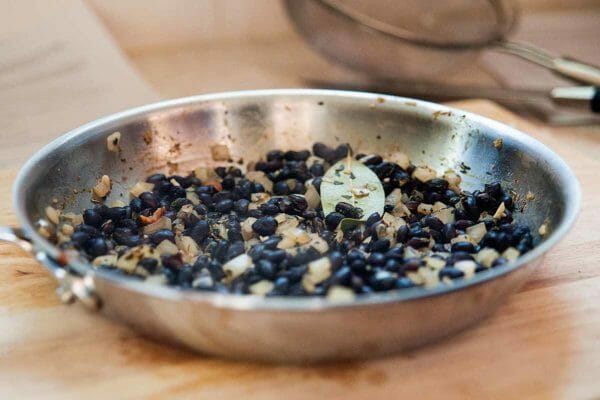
285;0;600;85
0;89;580;363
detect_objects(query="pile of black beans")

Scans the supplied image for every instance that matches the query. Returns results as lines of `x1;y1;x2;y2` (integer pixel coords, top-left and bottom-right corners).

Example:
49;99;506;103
59;142;535;297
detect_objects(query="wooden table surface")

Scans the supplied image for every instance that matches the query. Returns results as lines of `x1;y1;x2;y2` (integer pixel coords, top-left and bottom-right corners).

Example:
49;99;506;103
1;3;600;399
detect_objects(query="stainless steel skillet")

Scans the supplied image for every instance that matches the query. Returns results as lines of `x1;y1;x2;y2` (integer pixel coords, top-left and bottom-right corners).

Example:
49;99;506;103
0;89;579;363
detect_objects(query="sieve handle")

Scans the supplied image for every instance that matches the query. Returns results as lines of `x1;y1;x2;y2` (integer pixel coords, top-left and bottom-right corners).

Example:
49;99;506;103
551;86;600;113
552;58;600;87
498;41;600;86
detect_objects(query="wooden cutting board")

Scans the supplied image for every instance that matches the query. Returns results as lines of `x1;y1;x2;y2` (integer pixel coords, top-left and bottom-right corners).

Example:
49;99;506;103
0;98;599;399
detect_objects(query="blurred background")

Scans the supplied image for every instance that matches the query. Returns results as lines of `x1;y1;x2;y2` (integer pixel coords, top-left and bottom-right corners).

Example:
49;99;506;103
88;0;600;123
1;0;599;168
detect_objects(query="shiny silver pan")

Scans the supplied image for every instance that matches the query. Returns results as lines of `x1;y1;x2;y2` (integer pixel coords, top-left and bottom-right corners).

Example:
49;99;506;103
0;89;579;363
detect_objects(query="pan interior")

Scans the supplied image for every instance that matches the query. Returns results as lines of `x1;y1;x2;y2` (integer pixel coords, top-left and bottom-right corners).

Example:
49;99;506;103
16;91;571;275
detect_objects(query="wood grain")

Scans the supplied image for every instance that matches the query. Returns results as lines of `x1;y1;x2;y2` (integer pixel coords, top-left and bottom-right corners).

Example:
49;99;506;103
0;100;599;400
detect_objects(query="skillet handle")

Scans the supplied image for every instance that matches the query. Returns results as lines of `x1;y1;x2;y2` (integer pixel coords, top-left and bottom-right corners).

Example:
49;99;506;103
0;226;101;311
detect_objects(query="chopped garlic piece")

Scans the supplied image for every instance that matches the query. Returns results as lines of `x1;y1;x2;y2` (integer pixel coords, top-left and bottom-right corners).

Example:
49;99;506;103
451;234;472;244
538;223;548;236
155;239;179;255
475;248;499;268
424;257;446;270
130;181;154;198
92;175;111;200
417;203;433;215
249;280;274;296
93;254;118;267
241;217;257;241
502;247;520;262
223;254;253;279
389;152;410;170
326;286;355;301
466;222;487;244
433;207;455;224
177;236;200;260
246;170;273;193
351;187;370;198
143;217;172;235
493;202;506;219
455;260;477;279
304;185;320;210
61;223;74;236
412;166;437;183
302;257;332;292
210;143;231;161
45;206;60;225
106;131;121;152
443;172;461;192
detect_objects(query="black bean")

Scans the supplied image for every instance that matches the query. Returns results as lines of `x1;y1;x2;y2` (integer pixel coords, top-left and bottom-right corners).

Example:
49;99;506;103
439;267;464;279
170;198;192;212
282;266;307;283
462;195;480;220
226;241;245;260
360;154;383;166
383;246;403;260
189;220;209;244
309;163;325;177
214;199;234;213
329;251;345;270
178;265;195;287
423;215;444;231
455;219;474;231
273;181;290;195
426;178;449;192
332;266;352;285
312;142;332;159
256;259;277;279
290;193;308;210
442;223;457;243
311;177;323;193
212;240;229;263
106;206;131;222
139;192;159;210
83;208;103;228
150;229;175;245
138;258;158;273
272;276;290;294
207;260;225;281
146;173;166;184
367;252;386;266
451;241;475;253
284;149;310;161
252;216;277;236
407;237;430;249
71;231;91;247
396;277;416;289
384;258;401;272
484;182;503;198
402;258;423;271
87;237;108;257
501;194;514;210
332;144;349;161
409;226;429;239
396;225;410;243
335;202;363;219
264;249;287;264
370;270;396;291
325;212;344;230
370;238;390;253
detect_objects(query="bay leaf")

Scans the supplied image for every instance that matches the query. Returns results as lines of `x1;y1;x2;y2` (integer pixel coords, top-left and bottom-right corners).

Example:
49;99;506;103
321;156;385;221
